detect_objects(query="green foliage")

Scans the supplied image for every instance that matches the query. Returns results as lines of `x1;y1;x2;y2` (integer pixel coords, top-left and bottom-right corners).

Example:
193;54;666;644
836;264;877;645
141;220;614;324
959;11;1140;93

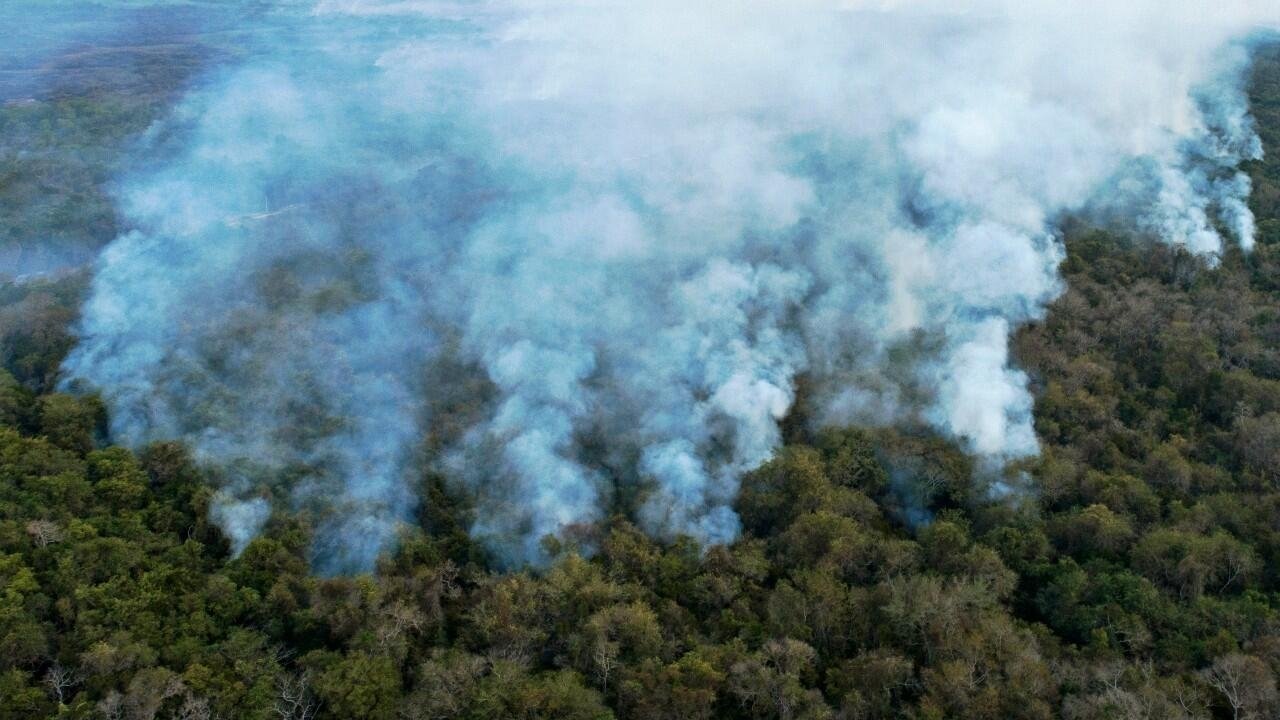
308;652;400;720
2;30;1280;720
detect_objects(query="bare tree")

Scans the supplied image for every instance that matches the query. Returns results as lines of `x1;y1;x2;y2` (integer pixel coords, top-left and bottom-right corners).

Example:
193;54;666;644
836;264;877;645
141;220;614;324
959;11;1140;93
1200;654;1277;720
97;691;125;720
399;651;486;720
374;601;427;650
44;661;82;704
592;640;619;692
175;693;219;720
1215;542;1256;594
26;519;64;548
123;668;186;720
274;671;319;720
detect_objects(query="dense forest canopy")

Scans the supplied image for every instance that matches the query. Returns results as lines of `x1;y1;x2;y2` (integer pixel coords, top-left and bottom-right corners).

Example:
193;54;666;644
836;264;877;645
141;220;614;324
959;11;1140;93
2;4;1280;720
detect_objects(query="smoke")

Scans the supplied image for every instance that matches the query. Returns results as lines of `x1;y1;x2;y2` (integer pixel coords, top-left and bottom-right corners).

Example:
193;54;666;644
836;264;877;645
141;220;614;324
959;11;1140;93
0;1;274;280
60;0;1278;569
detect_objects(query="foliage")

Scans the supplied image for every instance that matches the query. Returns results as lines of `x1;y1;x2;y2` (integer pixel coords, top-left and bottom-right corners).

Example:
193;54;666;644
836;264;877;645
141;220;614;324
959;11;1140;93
1;34;1279;720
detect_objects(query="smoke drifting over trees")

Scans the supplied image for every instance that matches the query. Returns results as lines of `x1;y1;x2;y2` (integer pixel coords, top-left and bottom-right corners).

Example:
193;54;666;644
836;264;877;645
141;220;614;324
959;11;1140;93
53;1;1280;570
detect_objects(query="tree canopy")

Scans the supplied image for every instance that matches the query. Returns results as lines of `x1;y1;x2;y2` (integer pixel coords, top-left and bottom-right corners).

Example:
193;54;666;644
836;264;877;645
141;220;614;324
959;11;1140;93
0;33;1278;720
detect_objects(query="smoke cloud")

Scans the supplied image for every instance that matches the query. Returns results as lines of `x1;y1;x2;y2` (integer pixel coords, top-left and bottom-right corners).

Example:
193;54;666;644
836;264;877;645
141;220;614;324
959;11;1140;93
60;0;1278;569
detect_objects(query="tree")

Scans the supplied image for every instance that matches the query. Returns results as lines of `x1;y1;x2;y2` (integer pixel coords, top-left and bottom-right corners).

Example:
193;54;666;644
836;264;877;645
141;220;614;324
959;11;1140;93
1049;504;1134;559
274;671;318;720
617;652;725;720
37;393;101;455
1199;654;1277;720
26;519;63;548
123;667;187;720
728;639;831;720
826;650;915;720
1131;530;1259;599
0;669;55;720
399;650;485;720
44;661;82;704
309;653;400;720
1233;412;1280;485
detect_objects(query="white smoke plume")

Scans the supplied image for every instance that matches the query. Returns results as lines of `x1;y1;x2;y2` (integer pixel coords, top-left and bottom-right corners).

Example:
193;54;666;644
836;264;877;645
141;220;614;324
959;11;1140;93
60;0;1278;569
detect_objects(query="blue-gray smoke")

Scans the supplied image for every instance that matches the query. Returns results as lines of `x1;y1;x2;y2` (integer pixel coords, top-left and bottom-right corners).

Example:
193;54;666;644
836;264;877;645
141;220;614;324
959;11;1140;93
59;0;1278;569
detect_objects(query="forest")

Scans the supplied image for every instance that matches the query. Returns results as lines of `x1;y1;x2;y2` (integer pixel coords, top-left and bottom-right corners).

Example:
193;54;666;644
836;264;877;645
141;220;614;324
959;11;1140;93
1;13;1280;720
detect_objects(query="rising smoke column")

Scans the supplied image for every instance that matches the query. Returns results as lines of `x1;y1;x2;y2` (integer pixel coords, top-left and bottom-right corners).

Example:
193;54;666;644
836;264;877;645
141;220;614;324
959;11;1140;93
62;0;1278;569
